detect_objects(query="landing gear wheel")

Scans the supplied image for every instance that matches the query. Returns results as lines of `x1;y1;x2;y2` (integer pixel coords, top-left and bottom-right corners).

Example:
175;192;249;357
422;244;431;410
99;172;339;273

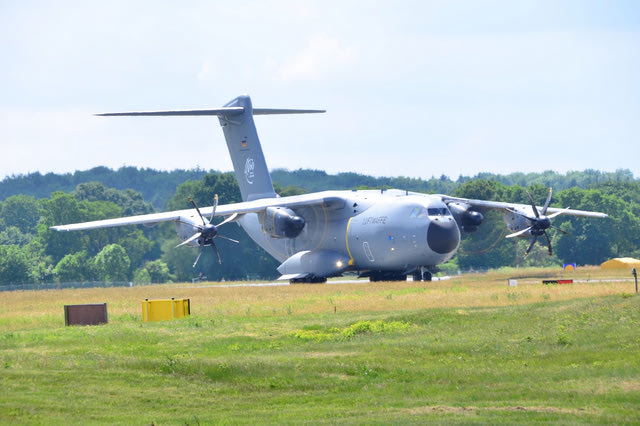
290;277;327;284
369;272;407;282
422;270;433;282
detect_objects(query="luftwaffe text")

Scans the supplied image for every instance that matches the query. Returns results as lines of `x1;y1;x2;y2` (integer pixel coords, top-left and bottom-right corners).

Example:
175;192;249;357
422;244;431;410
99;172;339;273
362;216;388;225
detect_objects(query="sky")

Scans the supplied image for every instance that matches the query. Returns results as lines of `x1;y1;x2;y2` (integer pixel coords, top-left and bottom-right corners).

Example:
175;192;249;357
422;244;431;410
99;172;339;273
1;0;639;182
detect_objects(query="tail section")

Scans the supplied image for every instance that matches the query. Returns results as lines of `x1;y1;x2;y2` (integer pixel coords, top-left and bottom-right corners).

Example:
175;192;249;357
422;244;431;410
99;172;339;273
218;95;276;201
97;94;324;202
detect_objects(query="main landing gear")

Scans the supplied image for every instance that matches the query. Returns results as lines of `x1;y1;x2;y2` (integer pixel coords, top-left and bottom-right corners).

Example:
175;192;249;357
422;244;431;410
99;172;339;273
289;276;327;284
412;270;432;282
369;271;407;282
369;269;433;282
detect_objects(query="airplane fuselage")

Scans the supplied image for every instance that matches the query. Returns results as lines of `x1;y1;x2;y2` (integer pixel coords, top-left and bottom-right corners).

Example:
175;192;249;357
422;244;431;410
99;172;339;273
237;189;460;279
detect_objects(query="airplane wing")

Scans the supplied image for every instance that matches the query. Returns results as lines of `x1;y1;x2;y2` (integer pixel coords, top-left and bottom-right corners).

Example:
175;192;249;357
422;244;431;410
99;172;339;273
50;191;347;232
440;195;608;218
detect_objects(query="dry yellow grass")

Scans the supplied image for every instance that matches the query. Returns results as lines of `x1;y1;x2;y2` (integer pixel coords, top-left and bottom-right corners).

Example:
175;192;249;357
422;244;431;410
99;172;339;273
1;266;638;424
1;266;636;331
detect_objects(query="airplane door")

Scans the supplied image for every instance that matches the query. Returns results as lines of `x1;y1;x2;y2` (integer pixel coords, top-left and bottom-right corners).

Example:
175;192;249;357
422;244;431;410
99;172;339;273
362;242;375;262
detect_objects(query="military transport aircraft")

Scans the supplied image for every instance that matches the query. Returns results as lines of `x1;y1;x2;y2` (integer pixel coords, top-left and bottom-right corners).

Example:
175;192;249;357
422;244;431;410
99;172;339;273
51;95;608;282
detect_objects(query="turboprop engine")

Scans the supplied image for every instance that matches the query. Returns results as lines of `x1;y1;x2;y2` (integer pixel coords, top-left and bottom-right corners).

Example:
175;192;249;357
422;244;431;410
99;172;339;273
262;207;305;238
175;196;238;267
448;202;484;233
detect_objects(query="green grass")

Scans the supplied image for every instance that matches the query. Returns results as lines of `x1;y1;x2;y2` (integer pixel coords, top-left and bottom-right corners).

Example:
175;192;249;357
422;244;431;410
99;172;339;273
1;275;639;424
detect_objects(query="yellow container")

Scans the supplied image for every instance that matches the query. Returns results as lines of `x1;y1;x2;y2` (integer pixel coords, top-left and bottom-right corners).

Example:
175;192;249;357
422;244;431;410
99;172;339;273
142;298;191;322
172;298;191;319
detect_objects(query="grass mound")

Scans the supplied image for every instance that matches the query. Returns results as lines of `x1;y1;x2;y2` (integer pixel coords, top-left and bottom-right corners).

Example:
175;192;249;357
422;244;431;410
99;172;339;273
291;319;411;341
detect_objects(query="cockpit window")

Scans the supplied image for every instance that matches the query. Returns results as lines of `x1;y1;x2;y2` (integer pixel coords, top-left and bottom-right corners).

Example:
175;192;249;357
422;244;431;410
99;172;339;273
410;206;450;218
428;207;450;217
410;207;428;218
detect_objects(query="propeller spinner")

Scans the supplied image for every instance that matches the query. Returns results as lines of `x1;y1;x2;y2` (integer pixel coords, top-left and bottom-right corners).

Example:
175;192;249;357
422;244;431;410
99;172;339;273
505;188;570;256
176;195;238;267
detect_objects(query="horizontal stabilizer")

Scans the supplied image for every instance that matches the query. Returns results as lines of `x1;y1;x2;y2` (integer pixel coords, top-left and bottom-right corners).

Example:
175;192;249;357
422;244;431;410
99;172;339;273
96;108;244;117
96;108;324;117
253;108;325;115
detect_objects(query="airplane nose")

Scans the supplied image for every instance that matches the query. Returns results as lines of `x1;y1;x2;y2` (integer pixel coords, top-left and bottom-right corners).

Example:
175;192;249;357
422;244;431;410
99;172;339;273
427;218;460;254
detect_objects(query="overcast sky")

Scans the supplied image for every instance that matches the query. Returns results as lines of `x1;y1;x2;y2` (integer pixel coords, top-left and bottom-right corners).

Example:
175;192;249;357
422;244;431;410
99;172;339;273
1;0;639;181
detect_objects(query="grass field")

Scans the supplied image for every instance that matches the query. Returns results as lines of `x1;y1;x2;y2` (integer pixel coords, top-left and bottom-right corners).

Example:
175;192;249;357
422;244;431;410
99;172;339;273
1;267;639;424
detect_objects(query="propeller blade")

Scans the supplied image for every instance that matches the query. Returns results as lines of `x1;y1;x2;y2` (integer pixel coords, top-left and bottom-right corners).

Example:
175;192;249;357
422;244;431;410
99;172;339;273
217;212;238;228
192;242;204;267
217;234;240;244
176;232;202;248
181;195;237;266
524;237;538;256
551;225;570;236
211;242;222;264
525;190;540;218
189;197;207;226
506;226;534;238
211;194;218;221
506;207;536;222
542;231;552;255
547;207;571;219
514;188;567;258
541;187;553;215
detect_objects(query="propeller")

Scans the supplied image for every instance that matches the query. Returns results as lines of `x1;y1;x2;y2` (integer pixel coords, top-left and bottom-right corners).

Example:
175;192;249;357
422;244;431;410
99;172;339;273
505;188;570;256
176;195;238;267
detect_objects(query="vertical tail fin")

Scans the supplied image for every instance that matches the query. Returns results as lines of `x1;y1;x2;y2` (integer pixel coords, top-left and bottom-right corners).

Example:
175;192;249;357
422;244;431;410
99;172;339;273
218;95;325;201
96;94;324;202
218;95;276;201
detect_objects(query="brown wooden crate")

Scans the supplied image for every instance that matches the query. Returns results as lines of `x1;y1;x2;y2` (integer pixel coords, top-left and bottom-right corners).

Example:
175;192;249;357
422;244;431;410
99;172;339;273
64;303;108;326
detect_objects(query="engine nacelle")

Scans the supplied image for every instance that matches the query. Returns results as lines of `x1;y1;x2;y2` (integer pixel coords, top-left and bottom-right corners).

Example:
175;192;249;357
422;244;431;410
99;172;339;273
262;207;305;238
502;209;533;235
277;249;350;279
448;202;484;233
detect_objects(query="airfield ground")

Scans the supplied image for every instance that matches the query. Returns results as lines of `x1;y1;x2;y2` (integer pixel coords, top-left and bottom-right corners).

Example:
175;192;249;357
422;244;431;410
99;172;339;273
1;267;639;423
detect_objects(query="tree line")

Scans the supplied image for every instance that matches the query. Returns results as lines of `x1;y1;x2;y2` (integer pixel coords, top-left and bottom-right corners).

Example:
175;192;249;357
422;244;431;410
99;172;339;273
1;168;639;285
4;166;634;210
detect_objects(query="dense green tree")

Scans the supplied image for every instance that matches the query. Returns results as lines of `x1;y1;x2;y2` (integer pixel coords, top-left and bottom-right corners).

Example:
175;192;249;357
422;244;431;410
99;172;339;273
0;166;212;209
161;239;201;282
39;192;87;262
453;180;514;270
0;195;40;234
38;190;156;277
591;181;640;218
54;251;94;282
166;180;203;211
143;260;173;283
119;230;157;275
75;201;123;256
555;188;640;263
0;245;31;284
274;183;307;197
0;226;33;246
23;239;54;283
2;166;640;283
133;267;152;284
94;244;130;281
74;182;154;216
168;172;242;210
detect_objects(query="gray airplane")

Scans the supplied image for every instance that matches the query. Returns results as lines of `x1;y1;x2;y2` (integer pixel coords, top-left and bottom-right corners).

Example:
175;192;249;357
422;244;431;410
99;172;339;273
52;95;608;282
